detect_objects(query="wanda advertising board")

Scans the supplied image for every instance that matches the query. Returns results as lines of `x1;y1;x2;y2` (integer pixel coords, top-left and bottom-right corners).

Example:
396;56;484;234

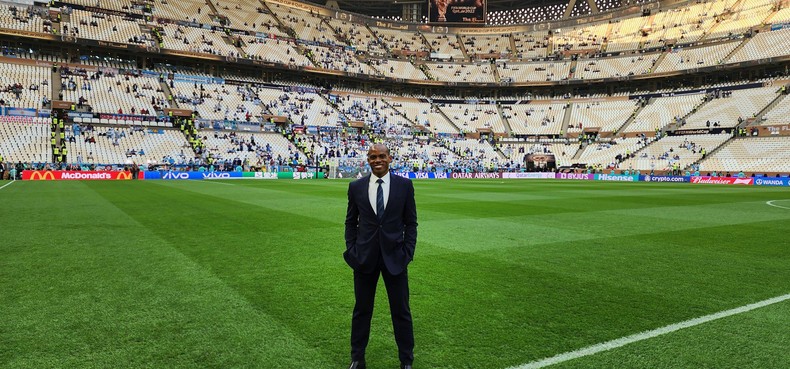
22;170;132;180
428;0;486;24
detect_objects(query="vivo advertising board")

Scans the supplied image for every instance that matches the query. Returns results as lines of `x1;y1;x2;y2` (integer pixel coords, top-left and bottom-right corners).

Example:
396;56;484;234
754;177;790;186
142;171;243;180
641;175;690;183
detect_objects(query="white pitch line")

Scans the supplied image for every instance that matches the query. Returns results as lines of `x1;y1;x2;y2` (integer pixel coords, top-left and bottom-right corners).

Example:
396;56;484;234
766;200;790;210
509;292;790;369
0;180;15;191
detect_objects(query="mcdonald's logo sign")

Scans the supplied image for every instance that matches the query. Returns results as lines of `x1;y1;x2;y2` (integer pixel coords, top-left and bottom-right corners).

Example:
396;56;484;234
24;170;56;180
116;172;132;180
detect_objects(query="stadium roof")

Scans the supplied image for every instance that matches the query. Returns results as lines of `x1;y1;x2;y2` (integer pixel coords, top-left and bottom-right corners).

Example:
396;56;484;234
304;0;566;19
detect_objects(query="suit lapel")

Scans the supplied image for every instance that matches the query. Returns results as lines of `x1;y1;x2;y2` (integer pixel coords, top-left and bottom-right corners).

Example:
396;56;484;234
383;173;398;219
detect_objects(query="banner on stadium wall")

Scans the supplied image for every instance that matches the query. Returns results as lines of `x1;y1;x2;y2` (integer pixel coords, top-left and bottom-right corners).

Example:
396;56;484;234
555;173;595;180
502;173;556;179
690;177;754;185
754;177;790;186
23;170;132;180
428;0;486;24
393;172;450;179
450;172;503;179
595;174;640;182
641;175;691;183
4;108;37;117
141;171;244;180
243;172;278;179
278;172;321;179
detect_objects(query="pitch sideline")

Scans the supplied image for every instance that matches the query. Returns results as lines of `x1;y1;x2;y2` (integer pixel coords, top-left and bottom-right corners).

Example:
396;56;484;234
0;179;15;190
509;292;790;369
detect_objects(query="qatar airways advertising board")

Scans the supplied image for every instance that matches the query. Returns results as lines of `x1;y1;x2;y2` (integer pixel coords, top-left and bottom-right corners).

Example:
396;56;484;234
22;170;132;180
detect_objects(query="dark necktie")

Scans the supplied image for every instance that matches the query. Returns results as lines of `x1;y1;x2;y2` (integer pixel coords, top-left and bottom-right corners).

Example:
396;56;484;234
376;178;385;221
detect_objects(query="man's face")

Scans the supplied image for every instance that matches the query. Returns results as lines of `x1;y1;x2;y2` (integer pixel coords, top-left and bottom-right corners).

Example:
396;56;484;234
367;145;392;177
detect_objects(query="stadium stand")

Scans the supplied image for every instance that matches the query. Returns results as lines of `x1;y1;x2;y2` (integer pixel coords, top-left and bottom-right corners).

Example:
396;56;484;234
0;117;50;163
698;137;790;173
620;133;731;172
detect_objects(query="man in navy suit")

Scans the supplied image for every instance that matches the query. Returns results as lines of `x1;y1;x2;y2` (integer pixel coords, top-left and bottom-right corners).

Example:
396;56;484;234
344;144;417;369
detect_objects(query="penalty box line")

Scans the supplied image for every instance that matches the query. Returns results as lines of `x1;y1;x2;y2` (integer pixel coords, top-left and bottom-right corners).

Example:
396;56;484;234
509;292;790;369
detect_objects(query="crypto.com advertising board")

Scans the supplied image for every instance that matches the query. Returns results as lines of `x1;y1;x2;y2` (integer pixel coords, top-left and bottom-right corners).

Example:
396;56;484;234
429;0;486;24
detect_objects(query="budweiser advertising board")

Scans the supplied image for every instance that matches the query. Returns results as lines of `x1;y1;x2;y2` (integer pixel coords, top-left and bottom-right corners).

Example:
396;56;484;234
23;170;133;180
689;176;754;185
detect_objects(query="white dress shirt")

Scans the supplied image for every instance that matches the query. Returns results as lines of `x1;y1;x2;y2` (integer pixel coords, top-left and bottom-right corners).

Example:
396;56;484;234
368;172;390;216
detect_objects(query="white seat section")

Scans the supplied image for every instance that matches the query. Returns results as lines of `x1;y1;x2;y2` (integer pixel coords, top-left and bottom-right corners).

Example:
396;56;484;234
620;133;731;171
66;127;188;165
505;103;567;136
438;103;506;134
654;41;741;73
171;81;263;122
332;93;413;136
683;87;778;129
626;94;704;133
0;63;50;110
257;87;340;127
241;35;312;67
202;131;304;166
425;62;496;83
568;100;639;133
60;72;164;116
576;53;658;80
461;34;512;58
210;0;286;36
422;32;465;60
305;44;379;75
374;59;428;80
577;137;647;167
729;28;790;63
511;30;549;59
0;118;50;163
698;137;790;173
497;61;571;83
762;95;790;125
388;100;459;135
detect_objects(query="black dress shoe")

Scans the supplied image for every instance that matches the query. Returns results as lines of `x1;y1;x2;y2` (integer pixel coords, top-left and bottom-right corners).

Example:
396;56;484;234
400;365;412;369
348;360;366;369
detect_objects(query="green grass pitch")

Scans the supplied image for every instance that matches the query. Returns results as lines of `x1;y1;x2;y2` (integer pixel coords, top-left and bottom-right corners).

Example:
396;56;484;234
1;179;789;369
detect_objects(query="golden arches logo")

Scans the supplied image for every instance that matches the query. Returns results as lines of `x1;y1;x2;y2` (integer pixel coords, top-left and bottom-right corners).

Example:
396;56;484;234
116;172;132;180
29;171;56;180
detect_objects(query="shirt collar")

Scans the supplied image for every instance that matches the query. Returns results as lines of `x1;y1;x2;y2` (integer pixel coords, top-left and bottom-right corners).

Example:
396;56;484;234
371;172;390;184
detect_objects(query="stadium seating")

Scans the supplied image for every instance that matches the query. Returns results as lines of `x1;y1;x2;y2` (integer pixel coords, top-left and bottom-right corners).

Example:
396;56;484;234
625;94;703;133
0;117;50;163
620;133;731;171
698;136;790;173
682;87;778;129
568;100;639;134
0;63;50;109
505;103;567;136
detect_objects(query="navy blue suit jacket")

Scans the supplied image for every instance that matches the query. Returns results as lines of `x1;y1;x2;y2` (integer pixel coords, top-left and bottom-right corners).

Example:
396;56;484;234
344;173;417;275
